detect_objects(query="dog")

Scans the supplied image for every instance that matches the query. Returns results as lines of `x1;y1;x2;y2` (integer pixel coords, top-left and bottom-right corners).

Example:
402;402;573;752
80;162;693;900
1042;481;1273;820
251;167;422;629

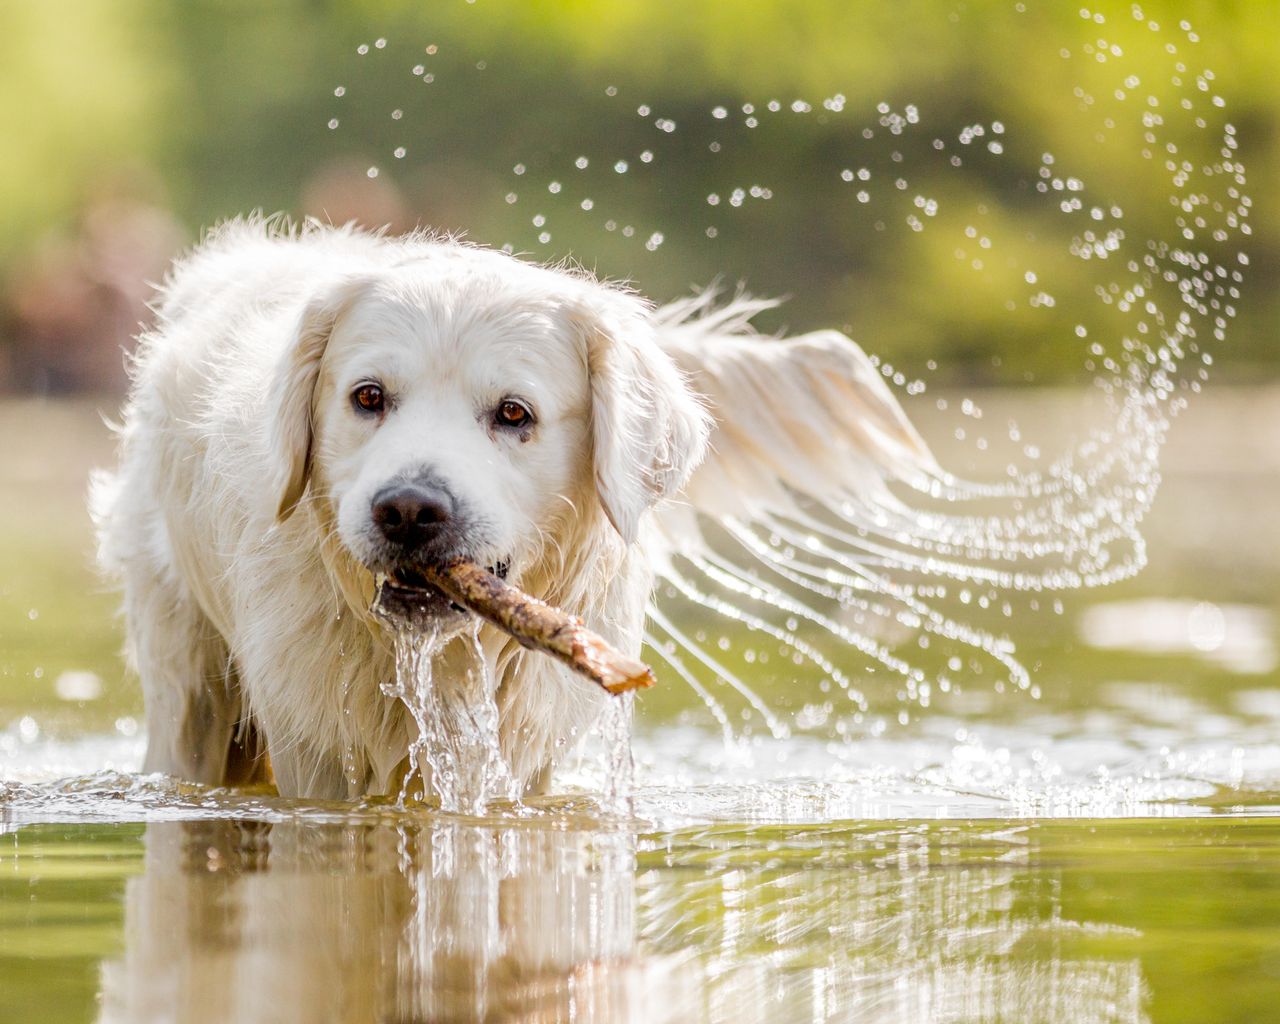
92;217;936;800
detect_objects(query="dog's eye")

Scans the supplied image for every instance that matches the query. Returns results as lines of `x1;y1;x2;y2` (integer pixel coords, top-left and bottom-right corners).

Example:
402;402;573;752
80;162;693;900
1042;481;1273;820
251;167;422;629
495;399;534;430
352;384;385;415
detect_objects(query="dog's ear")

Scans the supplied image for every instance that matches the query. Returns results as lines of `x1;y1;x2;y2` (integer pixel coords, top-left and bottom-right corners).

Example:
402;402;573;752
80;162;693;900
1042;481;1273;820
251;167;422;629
270;276;370;522
576;289;711;545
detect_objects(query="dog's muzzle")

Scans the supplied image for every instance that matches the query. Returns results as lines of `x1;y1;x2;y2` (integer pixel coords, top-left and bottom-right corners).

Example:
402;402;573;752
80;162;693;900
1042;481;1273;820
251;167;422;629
365;474;511;630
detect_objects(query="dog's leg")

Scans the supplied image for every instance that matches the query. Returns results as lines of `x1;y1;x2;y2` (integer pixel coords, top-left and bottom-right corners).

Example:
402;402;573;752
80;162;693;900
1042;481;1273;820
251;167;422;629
224;715;272;787
125;573;241;786
266;737;351;801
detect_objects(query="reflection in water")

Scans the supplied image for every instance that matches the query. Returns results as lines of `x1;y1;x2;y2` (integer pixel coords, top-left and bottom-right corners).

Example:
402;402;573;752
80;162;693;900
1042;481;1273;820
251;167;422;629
92;817;1148;1024
639;825;1148;1024
98;818;688;1023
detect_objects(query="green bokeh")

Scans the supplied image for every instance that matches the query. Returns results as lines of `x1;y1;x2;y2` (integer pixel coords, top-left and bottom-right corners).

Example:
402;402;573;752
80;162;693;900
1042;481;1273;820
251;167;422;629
0;0;1274;385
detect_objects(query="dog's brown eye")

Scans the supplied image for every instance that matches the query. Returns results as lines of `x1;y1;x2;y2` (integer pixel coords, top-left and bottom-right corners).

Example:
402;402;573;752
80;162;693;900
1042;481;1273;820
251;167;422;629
496;399;533;429
352;384;385;414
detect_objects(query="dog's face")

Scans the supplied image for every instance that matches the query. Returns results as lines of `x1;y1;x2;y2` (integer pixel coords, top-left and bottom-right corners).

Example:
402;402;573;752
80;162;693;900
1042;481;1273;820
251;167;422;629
268;246;708;631
317;266;592;628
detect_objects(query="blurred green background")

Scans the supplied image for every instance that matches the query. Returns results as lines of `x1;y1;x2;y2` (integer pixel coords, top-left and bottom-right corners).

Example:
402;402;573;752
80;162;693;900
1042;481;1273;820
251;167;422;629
0;0;1273;393
1;9;1278;1022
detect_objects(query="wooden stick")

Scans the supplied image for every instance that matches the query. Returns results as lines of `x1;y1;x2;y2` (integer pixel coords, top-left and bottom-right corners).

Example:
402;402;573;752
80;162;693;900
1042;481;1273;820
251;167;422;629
415;559;655;696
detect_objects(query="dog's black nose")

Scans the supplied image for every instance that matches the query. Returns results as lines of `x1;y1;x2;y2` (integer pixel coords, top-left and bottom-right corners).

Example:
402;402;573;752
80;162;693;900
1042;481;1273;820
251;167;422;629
371;483;454;548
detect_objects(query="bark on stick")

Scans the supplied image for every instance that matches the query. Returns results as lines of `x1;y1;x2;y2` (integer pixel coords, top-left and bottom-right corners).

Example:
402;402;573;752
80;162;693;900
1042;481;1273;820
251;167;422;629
418;559;656;696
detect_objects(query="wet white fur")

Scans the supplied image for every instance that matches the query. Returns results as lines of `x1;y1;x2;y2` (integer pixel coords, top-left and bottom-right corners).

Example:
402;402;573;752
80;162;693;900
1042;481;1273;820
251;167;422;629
93;218;933;800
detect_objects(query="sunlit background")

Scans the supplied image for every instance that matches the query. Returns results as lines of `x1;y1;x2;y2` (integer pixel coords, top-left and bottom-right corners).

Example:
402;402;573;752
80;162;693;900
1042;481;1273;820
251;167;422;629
2;0;1276;392
2;3;1278;1023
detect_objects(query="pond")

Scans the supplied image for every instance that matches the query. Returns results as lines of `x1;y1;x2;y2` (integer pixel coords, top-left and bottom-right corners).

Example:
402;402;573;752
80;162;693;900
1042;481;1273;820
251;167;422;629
1;391;1277;1023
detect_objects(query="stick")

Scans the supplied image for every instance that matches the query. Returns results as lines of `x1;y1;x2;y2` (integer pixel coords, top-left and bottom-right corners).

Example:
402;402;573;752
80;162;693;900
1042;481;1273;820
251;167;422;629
415;559;656;696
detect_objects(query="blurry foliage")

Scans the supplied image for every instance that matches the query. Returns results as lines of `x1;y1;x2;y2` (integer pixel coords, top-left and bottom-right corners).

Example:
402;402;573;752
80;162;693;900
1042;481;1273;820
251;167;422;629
0;0;1274;389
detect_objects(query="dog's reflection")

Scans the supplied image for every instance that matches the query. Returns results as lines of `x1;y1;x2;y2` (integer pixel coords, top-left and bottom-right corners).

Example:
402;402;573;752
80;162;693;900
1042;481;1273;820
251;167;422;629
96;816;1151;1024
97;817;692;1023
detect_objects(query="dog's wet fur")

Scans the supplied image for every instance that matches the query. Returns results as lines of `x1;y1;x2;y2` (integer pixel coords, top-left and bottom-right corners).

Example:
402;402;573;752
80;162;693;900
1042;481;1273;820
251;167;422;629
92;217;936;800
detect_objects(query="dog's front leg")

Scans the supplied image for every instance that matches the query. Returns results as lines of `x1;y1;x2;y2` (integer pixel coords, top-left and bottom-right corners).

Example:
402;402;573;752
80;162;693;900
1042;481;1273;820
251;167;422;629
266;737;355;802
126;576;242;787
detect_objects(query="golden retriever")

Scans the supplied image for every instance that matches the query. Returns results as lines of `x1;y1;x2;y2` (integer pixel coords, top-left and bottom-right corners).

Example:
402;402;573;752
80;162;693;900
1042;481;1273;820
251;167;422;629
92;217;935;800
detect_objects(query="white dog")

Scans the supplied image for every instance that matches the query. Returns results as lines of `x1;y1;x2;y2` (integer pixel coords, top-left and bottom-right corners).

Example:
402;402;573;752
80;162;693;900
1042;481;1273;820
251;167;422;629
93;217;935;800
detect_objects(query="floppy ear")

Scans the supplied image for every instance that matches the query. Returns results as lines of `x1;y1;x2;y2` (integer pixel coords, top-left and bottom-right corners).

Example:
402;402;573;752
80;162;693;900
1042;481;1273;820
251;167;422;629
577;289;711;545
269;276;370;521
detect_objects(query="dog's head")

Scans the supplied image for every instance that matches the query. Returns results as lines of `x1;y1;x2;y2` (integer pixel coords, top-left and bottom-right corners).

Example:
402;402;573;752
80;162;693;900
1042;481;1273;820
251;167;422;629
267;245;708;630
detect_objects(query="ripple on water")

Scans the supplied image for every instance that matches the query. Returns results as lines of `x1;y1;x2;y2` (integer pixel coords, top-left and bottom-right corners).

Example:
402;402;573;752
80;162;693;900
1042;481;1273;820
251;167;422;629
4;710;1279;828
7;811;1280;1023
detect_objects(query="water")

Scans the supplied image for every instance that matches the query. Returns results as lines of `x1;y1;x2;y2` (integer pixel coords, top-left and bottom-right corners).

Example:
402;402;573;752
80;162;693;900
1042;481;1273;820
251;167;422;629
3;4;1276;1021
10;816;1276;1024
373;618;517;815
3;727;1280;1022
3;581;1280;1021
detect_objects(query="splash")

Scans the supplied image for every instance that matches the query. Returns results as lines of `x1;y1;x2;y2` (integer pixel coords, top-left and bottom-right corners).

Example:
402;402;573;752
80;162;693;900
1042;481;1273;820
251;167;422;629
327;5;1251;755
499;7;1248;736
379;619;516;815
